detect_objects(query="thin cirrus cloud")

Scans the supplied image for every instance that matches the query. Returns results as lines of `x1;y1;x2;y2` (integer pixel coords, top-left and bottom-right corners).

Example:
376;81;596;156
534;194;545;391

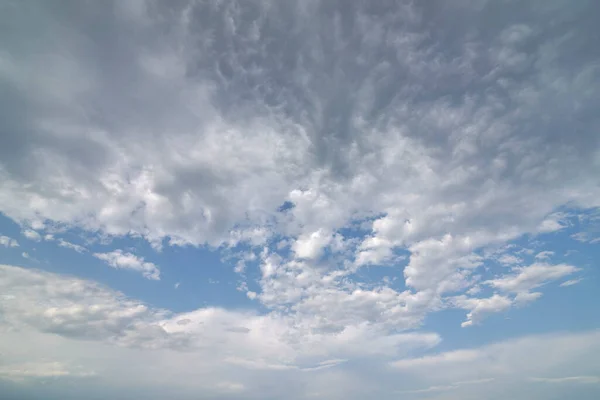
0;1;599;399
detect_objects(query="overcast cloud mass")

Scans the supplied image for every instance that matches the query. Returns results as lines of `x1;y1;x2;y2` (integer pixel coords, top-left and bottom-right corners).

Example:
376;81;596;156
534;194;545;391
0;0;599;399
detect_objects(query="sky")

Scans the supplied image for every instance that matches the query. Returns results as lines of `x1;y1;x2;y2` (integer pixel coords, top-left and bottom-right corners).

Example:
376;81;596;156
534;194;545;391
0;0;599;399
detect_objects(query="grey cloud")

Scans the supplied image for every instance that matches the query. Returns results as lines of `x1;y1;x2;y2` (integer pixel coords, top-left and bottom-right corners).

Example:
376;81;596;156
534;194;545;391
1;0;598;246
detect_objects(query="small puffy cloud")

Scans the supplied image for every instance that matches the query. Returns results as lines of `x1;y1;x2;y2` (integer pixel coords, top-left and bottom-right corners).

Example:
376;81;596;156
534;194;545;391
22;229;41;242
538;213;569;233
21;252;37;262
535;251;554;260
0;235;19;248
497;253;523;265
292;229;332;260
246;291;257;300
93;250;160;280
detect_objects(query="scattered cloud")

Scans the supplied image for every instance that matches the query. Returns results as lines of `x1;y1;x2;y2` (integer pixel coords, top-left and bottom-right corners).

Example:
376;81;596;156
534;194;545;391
485;263;579;293
0;0;600;398
93;250;160;280
20;252;37;262
535;251;554;260
571;232;600;243
498;254;523;265
0;235;19;248
57;239;87;253
22;229;41;242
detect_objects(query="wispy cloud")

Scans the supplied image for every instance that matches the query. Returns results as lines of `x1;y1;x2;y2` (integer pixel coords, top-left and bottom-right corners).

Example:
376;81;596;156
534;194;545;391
530;376;600;384
93;250;160;280
560;279;583;287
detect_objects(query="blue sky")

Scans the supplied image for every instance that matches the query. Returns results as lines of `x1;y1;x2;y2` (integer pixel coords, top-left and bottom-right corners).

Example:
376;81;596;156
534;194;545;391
1;1;599;399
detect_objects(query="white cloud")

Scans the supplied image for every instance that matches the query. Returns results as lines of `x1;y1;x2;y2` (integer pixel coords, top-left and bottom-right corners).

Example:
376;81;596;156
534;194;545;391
535;251;554;260
537;213;569;233
1;264;599;399
93;250;160;280
0;235;19;248
514;291;543;305
498;253;523;265
391;349;481;369
21;251;37;262
485;263;579;293
398;378;495;394
0;1;596;335
0;264;439;360
292;229;332;260
0;361;95;382
57;238;87;253
529;376;600;384
22;229;41;242
451;294;513;327
571;232;600;243
560;279;583;287
1;1;600;397
388;330;600;398
0;264;440;378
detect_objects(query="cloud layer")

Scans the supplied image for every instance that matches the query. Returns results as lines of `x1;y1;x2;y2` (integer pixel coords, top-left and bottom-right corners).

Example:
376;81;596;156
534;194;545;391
1;1;599;398
1;264;599;399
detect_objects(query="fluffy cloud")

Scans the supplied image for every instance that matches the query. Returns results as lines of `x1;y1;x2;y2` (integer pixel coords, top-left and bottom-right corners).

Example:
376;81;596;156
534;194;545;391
1;1;600;398
0;0;598;252
22;229;41;242
0;235;19;248
292;229;333;260
93;250;160;280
